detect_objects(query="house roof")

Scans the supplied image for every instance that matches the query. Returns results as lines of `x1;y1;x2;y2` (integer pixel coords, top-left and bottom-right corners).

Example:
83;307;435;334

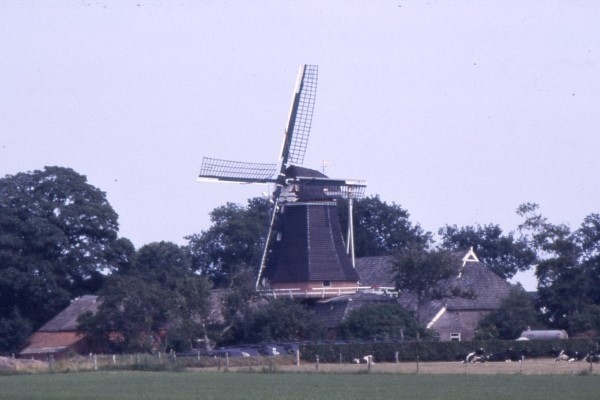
38;295;99;332
355;255;395;288
444;257;512;310
355;249;513;325
19;331;85;356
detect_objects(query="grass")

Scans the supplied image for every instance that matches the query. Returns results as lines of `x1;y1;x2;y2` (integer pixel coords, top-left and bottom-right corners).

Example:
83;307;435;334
0;370;599;400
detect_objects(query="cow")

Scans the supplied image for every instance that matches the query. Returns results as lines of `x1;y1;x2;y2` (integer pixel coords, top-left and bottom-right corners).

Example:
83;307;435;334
464;348;487;363
487;348;526;362
362;355;375;364
553;349;584;362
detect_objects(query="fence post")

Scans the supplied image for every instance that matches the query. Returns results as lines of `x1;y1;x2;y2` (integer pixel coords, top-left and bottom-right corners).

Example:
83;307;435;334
316;355;319;371
295;349;300;366
339;352;343;364
416;355;419;374
395;351;399;363
519;358;523;374
93;354;97;371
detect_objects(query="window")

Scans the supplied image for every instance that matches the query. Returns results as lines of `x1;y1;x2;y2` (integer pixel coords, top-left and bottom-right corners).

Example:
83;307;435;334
450;333;461;342
323;280;331;287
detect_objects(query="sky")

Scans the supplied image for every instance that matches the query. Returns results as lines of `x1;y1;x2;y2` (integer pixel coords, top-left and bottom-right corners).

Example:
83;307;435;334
2;1;599;290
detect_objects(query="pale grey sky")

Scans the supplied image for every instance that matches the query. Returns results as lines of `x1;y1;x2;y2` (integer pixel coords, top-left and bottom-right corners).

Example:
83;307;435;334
2;1;599;290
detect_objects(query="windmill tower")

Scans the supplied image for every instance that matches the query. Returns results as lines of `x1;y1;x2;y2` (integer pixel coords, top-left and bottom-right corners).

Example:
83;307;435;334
198;65;366;298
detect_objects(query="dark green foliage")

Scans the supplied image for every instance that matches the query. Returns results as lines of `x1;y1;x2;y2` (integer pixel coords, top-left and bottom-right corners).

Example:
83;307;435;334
0;166;130;352
518;203;600;336
439;223;536;279
0;308;32;355
338;195;431;257
338;303;425;341
392;245;463;323
218;269;260;344
476;287;545;340
186;197;271;288
78;241;211;353
232;299;324;343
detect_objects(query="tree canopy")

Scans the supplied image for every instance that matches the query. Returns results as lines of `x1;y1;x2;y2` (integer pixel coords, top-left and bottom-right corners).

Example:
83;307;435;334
231;298;324;344
338;303;426;341
339;195;431;257
186;197;271;288
392;244;467;323
518;203;600;336
439;223;536;279
475;287;544;340
78;241;211;353
0;166;130;352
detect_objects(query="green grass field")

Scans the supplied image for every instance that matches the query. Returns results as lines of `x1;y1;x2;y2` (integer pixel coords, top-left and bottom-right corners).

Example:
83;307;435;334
0;371;599;400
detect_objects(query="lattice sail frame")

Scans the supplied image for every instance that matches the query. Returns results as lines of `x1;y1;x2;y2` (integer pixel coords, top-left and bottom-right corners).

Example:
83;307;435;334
198;157;277;183
285;65;318;166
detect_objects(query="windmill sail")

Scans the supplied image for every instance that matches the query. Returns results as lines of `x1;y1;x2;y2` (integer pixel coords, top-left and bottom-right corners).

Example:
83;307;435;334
198;65;367;298
278;65;318;172
198;157;277;184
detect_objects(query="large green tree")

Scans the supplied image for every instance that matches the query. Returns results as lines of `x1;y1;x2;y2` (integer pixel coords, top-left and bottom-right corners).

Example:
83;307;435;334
231;298;324;344
339;195;431;257
0;166;130;352
186;197;271;288
79;241;211;353
518;203;600;336
338;303;426;341
392;244;468;324
439;223;537;279
475;287;544;340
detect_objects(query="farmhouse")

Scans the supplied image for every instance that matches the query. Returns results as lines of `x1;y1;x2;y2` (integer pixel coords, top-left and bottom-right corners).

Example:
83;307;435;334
18;295;100;360
352;248;513;341
20;249;514;357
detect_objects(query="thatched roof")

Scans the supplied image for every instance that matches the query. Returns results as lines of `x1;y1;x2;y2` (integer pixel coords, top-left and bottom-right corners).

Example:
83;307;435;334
38;295;99;332
355;249;513;326
355;255;395;288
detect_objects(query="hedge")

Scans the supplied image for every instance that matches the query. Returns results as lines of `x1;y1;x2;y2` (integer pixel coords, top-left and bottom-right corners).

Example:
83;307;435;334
299;339;598;363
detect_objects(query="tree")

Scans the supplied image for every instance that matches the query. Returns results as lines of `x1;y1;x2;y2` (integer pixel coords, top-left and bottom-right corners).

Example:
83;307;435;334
79;241;211;353
475;287;544;340
186;197;271;288
518;203;600;336
232;299;324;344
338;195;431;257
0;308;32;355
0;166;130;352
439;223;537;279
338;303;426;341
392;244;467;324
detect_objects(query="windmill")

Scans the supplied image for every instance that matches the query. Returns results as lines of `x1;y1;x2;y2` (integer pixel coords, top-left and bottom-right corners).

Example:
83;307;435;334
198;65;366;298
